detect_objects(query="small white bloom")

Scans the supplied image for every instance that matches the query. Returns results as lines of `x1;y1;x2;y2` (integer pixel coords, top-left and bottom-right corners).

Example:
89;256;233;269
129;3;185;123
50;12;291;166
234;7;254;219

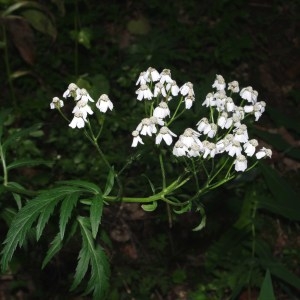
202;92;216;107
180;82;194;97
136;118;153;136
228;80;239;93
179;128;201;148
69;111;86;129
217;112;228;129
166;80;180;96
243;139;258;157
136;84;153;101
63;83;79;99
146;67;161;82
184;95;195;109
75;88;94;102
136;71;148;85
50;97;64;109
240;86;258;104
233;124;248;143
196;117;209;133
188;143;202;157
155;126;177;146
212;74;226;91
234;155;247;172
150;116;164;127
154;82;167;97
253;101;266;121
173;141;188;157
73;98;94;119
216;139;229;154
226;140;242;157
225;97;235;112
131;130;144;147
96;94;114;113
153;102;170;119
160;69;173;84
256;147;272;159
206;123;217;138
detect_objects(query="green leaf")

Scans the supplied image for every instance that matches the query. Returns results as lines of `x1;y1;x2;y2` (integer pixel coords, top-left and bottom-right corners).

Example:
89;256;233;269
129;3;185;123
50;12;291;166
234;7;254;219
173;201;192;214
7;158;52;171
141;174;156;194
258;270;276;300
103;168;114;196
258;162;300;220
59;192;80;240
0;109;11;139
21;9;56;39
58;180;101;195
42;232;63;269
71;217;110;298
141;201;158;212
192;206;206;231
90;193;104;239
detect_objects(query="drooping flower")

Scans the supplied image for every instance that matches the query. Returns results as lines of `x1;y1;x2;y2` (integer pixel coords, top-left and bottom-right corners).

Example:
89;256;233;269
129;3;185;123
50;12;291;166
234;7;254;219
184;95;195;109
50;97;64;109
202;92;216;107
196;117;210;133
131;130;144;147
166;80;180;96
256;147;272;159
69;111;86;129
136;84;153;101
72;98;94;119
75;88;94;102
63;83;79;99
155;126;177;146
153;102;170;119
96;94;114;113
145;67;161;82
179;128;202;148
160;69;173;84
243;139;258;157
188;143;202;157
154;82;167;97
228;80;239;93
136;118;154;136
173;141;188;157
212;74;226;91
240;86;258;104
180;82;194;97
136;71;148;85
234;155;247;172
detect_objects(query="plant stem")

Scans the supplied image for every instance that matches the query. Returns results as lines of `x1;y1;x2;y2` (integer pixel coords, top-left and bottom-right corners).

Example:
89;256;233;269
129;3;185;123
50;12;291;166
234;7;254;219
0;144;8;186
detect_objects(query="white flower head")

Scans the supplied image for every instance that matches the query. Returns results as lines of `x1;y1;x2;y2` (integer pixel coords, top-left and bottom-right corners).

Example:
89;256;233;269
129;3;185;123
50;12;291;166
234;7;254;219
206;123;217;138
154;82;167;97
131;130;144;147
197;117;209;133
72;98;94;119
136;71;148;86
226;140;242;157
50;97;64;109
155;126;177;146
146;67;160;82
180;82;194;97
166;80;180;96
256;147;272;159
228;80;240;93
160;69;173;84
179;128;201;148
136;84;153;101
212;74;226;91
243;139;258;157
184;95;195;109
188;143;202;157
234;155;247;172
202;92;216;107
75;88;94;102
96;94;114;113
240;86;258;104
153;101;170;119
173;141;188;157
225;97;235;112
69;110;86;129
63;83;79;99
136;118;153;136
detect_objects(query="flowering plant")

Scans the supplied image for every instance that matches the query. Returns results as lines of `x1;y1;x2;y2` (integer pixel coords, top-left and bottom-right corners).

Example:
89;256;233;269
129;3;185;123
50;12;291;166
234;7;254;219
1;67;271;299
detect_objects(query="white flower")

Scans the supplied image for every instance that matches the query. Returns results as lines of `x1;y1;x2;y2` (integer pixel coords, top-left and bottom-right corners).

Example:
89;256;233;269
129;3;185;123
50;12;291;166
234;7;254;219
72;98;94;119
173;141;188;157
136;84;153;101
153;102;170;119
225;97;235;112
146;67;160;82
96;94;114;113
63;83;79;99
154;82;167;97
253;101;266;121
228;80;239;93
233;124;248;143
217;112;228;129
216;139;229;154
240;86;258;104
243;139;258;157
75;88;94;102
69;111;86;129
206;123;217;138
131;130;144;147
155;126;177;146
136;118;153;136
180;82;194;97
150;116;164;127
226;140;242;157
196;117;209;133
212;74;226;91
160;69;173;84
188;143;202;157
202;92;216;107
184;95;195;109
136;71;148;85
234;155;247;172
179;128;201;148
166;80;180;96
256;147;272;159
50;97;64;109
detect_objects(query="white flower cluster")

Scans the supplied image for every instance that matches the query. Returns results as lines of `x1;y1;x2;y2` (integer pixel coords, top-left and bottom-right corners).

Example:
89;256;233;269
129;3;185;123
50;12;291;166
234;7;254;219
132;70;272;172
50;83;114;129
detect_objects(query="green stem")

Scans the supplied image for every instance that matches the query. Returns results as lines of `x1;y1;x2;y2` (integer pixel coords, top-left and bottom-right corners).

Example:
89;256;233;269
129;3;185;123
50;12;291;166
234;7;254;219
0;144;8;186
159;152;166;189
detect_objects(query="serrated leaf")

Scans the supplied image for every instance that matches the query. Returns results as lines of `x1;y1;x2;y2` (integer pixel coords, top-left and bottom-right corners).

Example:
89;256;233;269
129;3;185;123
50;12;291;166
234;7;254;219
7;158;52;171
42;232;63;269
1;187;79;271
141;201;158;212
103;168;114;196
59;192;80;240
258;270;276;300
90;194;104;239
72;217;110;298
58;180;101;195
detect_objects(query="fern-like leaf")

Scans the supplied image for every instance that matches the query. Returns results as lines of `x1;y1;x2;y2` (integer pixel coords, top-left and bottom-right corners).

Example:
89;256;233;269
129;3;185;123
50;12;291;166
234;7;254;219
59;192;80;240
58;180;101;195
90;193;104;239
42;232;63;269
